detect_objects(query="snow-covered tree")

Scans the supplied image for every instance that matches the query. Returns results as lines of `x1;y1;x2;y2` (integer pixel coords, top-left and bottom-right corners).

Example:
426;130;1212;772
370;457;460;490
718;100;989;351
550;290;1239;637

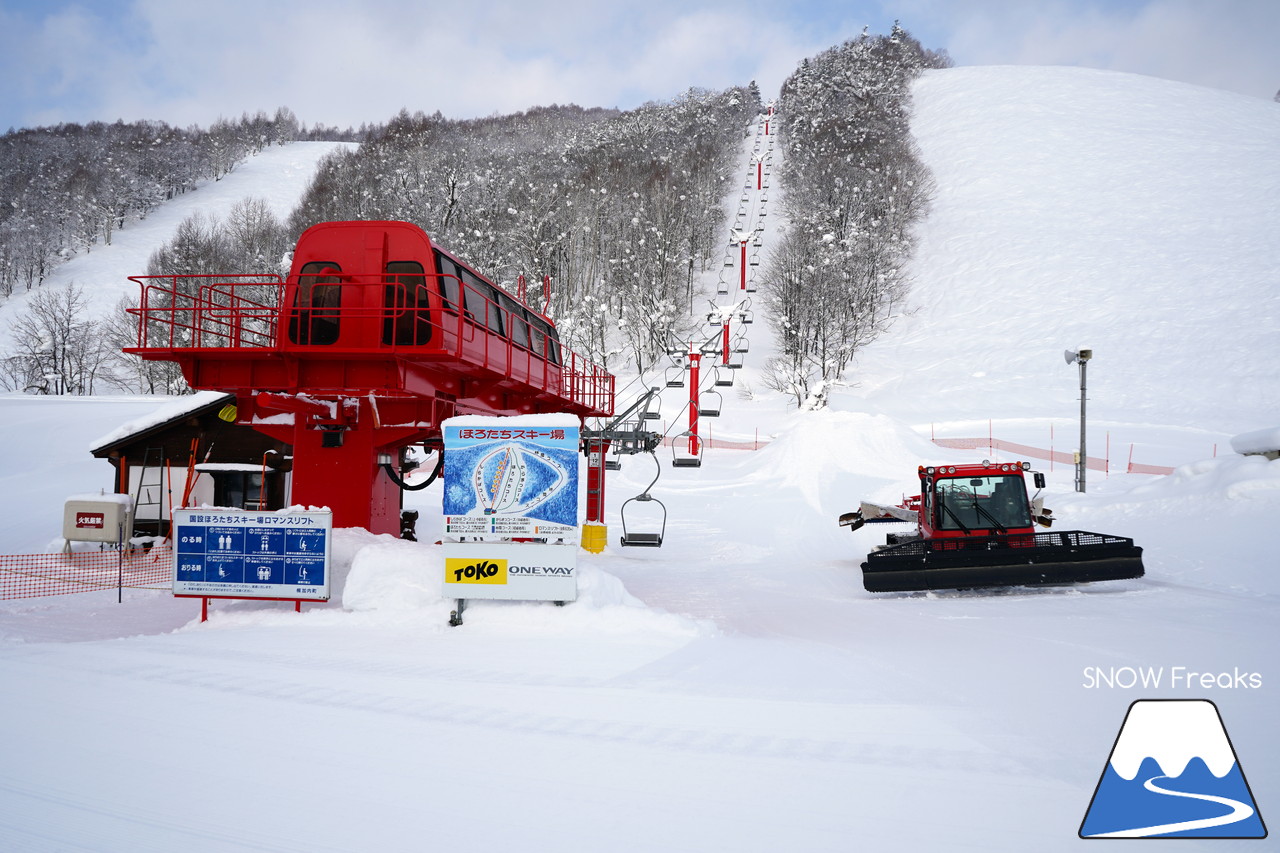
2;284;111;394
763;24;945;407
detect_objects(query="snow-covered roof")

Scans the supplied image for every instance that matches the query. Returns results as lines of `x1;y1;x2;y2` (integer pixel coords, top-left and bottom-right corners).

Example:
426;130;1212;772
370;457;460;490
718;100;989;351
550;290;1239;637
194;462;267;473
88;391;233;453
1231;426;1280;456
64;492;135;506
443;413;581;428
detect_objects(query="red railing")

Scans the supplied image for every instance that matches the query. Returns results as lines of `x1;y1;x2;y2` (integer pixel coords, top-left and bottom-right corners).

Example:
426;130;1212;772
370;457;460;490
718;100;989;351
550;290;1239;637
127;272;614;417
0;548;173;600
129;274;283;351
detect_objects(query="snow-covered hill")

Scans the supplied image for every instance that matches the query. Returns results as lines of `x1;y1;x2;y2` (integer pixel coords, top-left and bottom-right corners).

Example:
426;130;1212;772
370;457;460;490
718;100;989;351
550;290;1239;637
0;68;1276;852
852;67;1280;438
0;141;351;353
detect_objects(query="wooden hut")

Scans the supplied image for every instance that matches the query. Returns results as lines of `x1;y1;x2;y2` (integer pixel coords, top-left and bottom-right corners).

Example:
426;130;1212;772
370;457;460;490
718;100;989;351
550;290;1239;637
90;392;292;538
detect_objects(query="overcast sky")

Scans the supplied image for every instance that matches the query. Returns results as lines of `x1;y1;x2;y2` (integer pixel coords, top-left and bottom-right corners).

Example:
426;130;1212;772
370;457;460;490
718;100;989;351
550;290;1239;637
2;0;1277;132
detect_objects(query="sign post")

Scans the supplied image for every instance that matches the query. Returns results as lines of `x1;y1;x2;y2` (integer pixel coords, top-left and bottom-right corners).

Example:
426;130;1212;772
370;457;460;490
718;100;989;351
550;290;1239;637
441;414;581;624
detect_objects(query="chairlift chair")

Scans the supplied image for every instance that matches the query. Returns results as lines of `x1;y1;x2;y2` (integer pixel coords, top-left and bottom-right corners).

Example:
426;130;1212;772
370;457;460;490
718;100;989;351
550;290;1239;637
713;366;735;386
664;365;686;388
619;453;667;547
700;388;724;416
671;435;703;469
739;310;755;325
734;336;749;354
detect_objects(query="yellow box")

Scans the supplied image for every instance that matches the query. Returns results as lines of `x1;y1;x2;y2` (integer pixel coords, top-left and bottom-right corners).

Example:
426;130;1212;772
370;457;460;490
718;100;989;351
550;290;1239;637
580;523;608;554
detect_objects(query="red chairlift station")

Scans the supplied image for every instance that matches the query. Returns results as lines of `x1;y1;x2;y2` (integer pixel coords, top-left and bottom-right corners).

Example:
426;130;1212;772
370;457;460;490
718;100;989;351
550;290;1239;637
125;220;615;536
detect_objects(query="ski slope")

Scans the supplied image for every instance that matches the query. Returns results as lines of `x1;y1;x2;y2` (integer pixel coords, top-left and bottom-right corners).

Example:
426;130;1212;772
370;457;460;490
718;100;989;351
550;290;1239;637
1;67;1277;851
0;141;352;354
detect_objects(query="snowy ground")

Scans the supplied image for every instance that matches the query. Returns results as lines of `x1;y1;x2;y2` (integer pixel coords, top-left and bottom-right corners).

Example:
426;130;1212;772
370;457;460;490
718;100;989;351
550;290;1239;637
1;69;1277;851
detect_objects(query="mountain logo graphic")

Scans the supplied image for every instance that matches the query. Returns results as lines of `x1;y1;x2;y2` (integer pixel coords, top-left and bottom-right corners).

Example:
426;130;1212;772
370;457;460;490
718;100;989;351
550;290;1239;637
1080;699;1267;839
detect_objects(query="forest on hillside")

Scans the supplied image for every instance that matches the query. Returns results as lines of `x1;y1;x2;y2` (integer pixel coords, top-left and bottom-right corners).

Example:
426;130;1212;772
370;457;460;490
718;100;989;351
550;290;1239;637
0;107;363;299
766;23;949;407
1;25;948;404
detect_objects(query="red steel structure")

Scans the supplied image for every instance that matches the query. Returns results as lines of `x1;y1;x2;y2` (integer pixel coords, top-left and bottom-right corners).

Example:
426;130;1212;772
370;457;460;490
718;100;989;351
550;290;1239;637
126;220;614;535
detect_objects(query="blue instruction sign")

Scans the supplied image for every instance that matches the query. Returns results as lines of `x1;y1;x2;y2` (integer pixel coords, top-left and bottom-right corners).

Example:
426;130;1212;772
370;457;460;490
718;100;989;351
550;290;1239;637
172;508;331;600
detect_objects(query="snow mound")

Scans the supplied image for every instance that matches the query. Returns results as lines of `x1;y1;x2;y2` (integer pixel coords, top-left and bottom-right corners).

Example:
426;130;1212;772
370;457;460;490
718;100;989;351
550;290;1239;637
341;534;442;612
339;530;708;638
749;409;957;507
1231;426;1280;457
1124;453;1280;504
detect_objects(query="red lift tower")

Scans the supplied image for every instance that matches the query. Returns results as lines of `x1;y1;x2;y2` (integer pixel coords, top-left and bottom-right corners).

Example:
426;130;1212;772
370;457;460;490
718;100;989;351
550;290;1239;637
126;220;615;536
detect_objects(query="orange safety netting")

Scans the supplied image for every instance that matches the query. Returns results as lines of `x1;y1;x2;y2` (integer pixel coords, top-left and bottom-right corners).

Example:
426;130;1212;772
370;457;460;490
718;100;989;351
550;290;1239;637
931;437;1175;475
661;434;767;451
0;548;173;601
656;431;1177;472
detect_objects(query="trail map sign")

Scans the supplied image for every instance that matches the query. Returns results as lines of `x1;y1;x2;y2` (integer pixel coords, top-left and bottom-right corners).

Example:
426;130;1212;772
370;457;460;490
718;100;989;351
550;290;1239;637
442;414;581;604
172;508;332;601
442;415;580;539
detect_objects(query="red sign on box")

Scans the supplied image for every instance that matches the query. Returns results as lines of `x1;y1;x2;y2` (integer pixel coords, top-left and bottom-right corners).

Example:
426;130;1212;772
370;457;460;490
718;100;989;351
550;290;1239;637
75;512;105;529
